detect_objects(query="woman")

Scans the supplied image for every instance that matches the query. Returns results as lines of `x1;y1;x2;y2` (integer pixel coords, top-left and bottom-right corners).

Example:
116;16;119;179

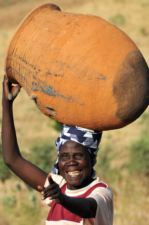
1;76;113;225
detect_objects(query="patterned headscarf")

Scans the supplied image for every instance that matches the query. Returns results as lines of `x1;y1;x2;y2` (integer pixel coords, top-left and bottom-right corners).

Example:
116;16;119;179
52;125;102;176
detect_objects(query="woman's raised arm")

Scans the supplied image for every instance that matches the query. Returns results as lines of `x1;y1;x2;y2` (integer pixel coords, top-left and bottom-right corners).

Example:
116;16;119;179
1;76;47;190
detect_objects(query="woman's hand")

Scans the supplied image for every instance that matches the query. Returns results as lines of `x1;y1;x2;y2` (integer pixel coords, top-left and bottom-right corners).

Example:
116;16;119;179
2;75;21;103
38;175;63;203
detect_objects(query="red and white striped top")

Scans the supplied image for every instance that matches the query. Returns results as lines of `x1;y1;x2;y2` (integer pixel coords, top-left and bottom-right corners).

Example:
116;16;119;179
43;174;113;225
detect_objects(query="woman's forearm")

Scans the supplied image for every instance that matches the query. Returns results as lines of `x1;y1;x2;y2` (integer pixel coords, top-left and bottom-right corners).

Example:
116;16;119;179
1;99;47;190
2;101;21;165
59;194;97;218
1;77;47;190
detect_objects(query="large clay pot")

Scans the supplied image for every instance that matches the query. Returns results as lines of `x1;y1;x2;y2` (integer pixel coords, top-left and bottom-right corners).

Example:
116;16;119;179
5;3;149;131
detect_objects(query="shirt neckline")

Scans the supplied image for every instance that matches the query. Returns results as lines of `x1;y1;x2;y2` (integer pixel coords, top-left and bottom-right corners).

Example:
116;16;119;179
65;177;100;196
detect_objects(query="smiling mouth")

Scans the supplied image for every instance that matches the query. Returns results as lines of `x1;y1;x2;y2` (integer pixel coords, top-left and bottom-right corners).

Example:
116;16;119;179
67;171;81;177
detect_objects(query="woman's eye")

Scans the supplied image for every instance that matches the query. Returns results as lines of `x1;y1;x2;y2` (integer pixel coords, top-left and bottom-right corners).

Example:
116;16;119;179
59;153;85;161
59;154;69;161
74;154;84;160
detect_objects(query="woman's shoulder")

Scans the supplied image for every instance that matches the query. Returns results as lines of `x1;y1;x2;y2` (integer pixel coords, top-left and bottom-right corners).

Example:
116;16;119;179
89;177;113;199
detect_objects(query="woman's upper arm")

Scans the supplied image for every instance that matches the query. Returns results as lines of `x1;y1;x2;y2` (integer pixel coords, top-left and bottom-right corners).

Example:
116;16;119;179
90;188;113;225
9;156;48;190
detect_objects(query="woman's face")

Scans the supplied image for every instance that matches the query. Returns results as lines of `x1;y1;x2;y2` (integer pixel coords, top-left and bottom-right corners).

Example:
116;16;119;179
58;141;93;190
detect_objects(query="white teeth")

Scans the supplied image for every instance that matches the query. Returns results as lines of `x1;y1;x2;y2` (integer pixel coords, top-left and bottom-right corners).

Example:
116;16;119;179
68;171;80;177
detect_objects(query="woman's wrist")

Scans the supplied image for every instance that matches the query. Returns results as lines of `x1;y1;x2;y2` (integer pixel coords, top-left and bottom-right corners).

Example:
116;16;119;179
2;98;13;113
58;192;66;204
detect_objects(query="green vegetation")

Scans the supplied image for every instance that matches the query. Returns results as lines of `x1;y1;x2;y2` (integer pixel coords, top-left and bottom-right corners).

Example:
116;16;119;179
128;112;149;176
109;14;126;26
129;134;149;176
2;195;16;208
28;142;56;173
0;0;14;7
53;121;63;132
0;144;12;182
140;27;149;36
96;143;124;191
1;187;44;225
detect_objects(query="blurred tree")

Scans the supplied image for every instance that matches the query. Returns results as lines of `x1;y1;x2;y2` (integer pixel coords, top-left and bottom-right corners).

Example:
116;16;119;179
53;121;62;132
96;144;122;184
28;142;55;173
109;13;126;26
129;134;149;177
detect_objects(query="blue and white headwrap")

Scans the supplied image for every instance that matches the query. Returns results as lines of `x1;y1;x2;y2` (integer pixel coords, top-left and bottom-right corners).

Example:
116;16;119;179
52;125;102;176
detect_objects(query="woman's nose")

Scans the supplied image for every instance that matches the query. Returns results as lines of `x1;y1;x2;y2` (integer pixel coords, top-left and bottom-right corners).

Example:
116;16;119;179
66;156;78;164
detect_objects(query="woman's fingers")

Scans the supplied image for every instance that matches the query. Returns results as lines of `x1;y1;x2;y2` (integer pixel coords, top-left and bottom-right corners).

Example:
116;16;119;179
41;181;60;200
48;174;55;184
38;175;61;200
43;187;59;200
3;75;21;101
3;75;11;99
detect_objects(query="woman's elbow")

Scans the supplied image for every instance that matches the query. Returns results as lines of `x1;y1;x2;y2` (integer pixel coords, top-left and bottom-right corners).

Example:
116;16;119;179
3;156;14;168
3;154;20;169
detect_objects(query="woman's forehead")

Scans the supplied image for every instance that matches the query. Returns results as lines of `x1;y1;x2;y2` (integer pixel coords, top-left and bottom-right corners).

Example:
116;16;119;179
60;140;86;153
